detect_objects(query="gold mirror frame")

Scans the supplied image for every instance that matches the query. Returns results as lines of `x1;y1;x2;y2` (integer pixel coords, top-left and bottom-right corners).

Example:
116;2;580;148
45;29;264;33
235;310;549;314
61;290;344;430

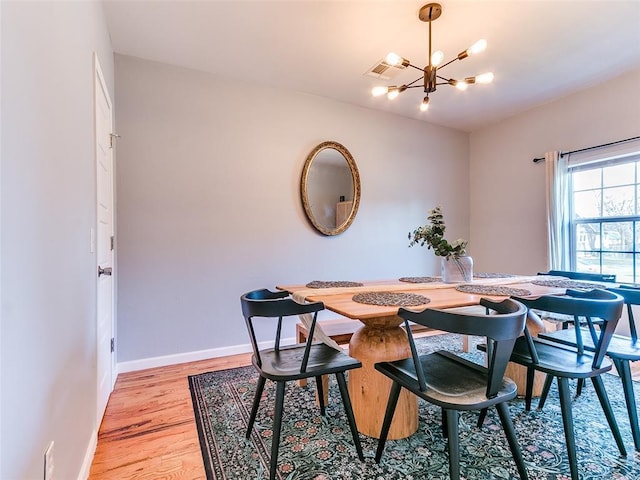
300;141;361;236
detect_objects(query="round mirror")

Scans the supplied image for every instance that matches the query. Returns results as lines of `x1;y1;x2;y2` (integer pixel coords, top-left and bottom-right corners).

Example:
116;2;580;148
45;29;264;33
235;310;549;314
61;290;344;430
301;141;361;236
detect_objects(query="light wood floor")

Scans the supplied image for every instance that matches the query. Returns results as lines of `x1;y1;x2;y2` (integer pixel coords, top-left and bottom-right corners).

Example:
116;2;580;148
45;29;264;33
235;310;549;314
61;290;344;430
89;348;640;479
88;352;252;479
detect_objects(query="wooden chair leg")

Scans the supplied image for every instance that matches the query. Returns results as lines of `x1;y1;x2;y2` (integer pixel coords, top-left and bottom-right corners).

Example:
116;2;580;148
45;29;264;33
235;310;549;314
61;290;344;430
575;378;585;397
524;367;535;411
445;409;460;480
591;374;627;456
557;377;579;480
375;381;402;463
313;375;329;407
335;372;364;461
315;375;325;416
269;382;286;480
246;375;266;438
496;403;529;480
614;358;640;451
297;329;308;387
537;374;554;410
477;408;488;428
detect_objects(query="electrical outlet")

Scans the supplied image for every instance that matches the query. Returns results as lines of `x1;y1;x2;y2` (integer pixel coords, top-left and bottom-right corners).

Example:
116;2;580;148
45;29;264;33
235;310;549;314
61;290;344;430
44;441;54;480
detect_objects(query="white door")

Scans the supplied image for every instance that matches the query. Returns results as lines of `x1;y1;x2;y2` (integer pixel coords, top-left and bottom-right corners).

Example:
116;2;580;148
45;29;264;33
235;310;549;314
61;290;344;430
94;53;116;424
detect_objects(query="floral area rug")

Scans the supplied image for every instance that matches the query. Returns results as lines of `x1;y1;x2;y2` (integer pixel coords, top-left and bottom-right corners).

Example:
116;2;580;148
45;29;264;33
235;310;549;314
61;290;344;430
189;334;640;479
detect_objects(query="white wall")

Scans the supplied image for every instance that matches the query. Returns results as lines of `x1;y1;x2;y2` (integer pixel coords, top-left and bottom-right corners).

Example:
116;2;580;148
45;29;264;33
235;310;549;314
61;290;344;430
114;54;469;365
469;68;640;275
1;2;113;479
0;4;4;477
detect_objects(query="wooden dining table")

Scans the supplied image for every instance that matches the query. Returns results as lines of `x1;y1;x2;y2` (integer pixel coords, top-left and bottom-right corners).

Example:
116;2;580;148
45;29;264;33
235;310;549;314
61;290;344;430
278;276;570;440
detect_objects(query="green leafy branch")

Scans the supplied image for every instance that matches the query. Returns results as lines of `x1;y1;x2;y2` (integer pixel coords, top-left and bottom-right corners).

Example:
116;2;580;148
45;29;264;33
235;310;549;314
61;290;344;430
408;206;468;258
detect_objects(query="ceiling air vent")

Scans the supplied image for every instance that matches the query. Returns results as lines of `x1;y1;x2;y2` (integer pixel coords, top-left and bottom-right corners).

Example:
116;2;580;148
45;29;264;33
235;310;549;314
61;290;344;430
364;59;405;80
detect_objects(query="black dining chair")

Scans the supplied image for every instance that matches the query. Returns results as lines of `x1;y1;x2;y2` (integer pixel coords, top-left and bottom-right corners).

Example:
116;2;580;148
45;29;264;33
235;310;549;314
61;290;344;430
538;285;640;451
538;269;617;283
374;298;529;480
504;289;627;480
240;288;364;480
534;270;618;396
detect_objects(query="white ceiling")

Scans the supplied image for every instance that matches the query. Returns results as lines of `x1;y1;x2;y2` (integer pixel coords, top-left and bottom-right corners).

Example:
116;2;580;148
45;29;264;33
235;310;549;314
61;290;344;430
102;0;640;132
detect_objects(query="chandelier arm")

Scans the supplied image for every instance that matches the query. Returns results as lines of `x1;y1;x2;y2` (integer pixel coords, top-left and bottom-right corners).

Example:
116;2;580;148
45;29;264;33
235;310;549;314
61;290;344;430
406;75;425;87
437;57;460;70
407;63;425;72
371;3;491;108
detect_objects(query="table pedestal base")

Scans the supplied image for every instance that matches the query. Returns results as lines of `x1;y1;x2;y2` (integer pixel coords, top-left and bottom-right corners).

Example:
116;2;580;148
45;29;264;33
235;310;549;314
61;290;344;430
348;317;418;439
505;362;546;397
505;310;549;398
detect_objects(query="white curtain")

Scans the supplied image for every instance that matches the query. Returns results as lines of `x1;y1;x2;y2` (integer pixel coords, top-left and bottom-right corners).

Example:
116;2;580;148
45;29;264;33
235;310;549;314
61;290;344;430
545;151;569;270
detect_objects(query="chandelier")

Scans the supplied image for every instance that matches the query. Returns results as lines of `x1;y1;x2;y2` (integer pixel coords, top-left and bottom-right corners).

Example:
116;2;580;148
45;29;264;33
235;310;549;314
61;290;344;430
371;3;493;112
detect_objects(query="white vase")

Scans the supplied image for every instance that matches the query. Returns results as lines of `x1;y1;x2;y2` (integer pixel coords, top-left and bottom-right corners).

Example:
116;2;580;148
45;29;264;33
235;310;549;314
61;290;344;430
441;255;473;283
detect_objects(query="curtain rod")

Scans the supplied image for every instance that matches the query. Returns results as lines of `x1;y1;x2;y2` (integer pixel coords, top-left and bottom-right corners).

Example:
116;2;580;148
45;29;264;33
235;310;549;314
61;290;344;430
532;135;640;163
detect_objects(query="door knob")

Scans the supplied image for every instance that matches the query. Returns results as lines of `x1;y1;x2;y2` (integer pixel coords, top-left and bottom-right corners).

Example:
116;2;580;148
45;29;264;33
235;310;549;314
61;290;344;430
98;266;113;277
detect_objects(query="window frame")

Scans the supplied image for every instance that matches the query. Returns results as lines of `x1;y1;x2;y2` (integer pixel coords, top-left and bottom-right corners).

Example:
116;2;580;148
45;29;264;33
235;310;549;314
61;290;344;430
568;154;640;283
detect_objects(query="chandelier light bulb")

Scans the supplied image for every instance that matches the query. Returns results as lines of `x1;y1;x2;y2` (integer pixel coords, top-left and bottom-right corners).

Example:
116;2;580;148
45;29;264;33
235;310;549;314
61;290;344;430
386;85;407;99
387;87;400;100
385;52;410;68
385;52;402;66
467;39;487;55
475;72;494;84
371;86;389;97
371;4;493;107
431;50;444;66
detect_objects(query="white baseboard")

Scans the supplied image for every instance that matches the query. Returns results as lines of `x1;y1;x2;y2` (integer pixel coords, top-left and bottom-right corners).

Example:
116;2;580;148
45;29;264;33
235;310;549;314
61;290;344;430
78;428;97;480
116;336;296;374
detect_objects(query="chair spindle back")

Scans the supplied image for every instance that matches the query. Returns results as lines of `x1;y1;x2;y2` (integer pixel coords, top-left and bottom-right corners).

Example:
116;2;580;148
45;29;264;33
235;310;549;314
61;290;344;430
399;298;527;400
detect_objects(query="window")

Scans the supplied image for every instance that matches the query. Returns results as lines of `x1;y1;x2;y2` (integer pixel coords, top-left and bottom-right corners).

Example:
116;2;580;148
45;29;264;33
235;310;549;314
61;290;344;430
570;154;640;283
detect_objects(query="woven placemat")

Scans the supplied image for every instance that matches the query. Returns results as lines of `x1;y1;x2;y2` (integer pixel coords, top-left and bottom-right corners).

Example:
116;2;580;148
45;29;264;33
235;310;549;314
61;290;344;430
531;279;605;290
305;280;364;288
352;291;430;306
456;284;533;296
473;273;517;279
398;276;441;283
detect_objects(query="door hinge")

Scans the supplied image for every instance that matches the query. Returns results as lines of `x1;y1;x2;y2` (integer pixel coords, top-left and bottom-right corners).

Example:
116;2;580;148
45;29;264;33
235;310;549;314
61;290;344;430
110;235;115;251
110;338;115;353
109;133;121;148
